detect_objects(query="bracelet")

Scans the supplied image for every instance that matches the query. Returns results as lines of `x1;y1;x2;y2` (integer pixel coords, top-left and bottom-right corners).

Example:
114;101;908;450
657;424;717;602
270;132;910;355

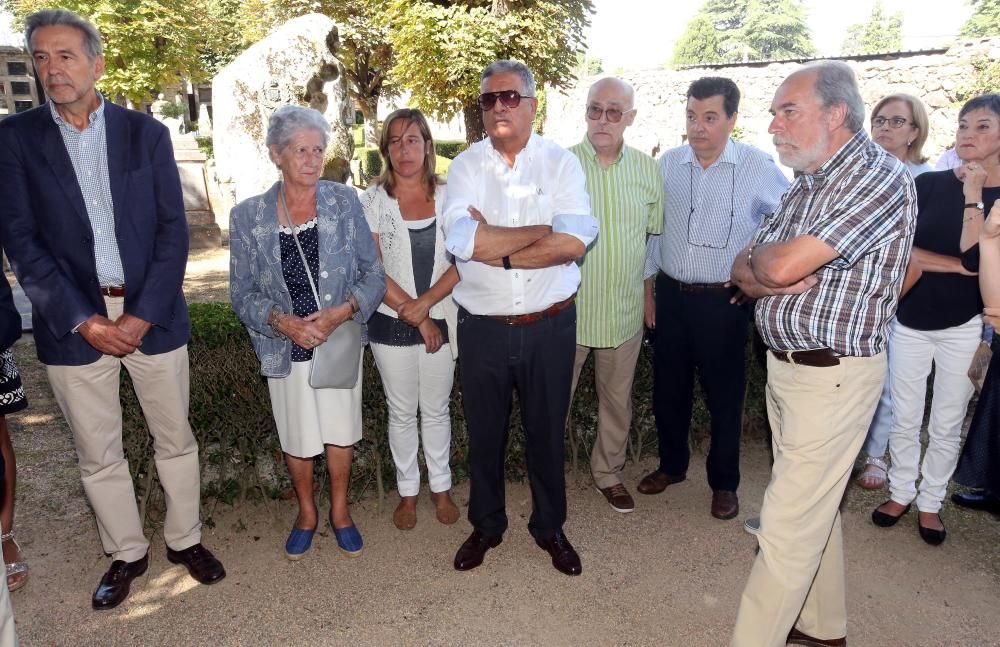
267;306;287;339
746;244;756;268
502;255;512;270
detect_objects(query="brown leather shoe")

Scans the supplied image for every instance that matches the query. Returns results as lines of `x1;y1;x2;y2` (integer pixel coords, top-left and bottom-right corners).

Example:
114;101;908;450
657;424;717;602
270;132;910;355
92;553;149;610
711;489;739;520
787;627;847;646
454;530;502;571
637;470;686;495
534;532;582;576
596;483;635;513
393;496;417;530
431;490;460;525
166;543;226;585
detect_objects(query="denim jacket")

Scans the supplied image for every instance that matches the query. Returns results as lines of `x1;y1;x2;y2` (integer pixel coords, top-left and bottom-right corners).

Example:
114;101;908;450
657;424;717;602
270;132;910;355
230;181;386;377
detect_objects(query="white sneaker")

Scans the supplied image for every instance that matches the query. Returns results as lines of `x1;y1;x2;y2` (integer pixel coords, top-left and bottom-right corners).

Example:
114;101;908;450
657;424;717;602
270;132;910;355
743;516;760;536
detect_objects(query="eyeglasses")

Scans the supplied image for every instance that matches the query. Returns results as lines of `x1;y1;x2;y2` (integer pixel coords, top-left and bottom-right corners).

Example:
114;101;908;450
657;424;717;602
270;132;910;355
872;116;912;129
478;90;533;111
586;105;634;123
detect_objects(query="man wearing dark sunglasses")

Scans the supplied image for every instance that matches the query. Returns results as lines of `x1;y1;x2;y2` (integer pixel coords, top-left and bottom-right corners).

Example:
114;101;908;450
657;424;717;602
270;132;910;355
442;60;598;577
568;78;662;515
639;77;789;522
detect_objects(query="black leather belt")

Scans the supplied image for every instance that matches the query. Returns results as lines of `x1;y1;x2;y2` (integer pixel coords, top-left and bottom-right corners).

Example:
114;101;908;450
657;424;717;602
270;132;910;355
769;348;842;367
662;275;731;295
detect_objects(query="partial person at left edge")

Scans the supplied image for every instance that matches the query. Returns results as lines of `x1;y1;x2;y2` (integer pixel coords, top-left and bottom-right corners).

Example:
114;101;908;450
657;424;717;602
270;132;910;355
0;9;225;611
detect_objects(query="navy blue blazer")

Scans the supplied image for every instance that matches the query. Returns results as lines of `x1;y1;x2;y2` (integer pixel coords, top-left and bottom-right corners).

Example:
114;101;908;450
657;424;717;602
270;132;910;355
0;101;190;366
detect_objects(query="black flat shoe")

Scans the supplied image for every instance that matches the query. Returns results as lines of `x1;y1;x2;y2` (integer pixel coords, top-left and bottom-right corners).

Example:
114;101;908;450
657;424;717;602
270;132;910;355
872;502;911;527
918;517;947;546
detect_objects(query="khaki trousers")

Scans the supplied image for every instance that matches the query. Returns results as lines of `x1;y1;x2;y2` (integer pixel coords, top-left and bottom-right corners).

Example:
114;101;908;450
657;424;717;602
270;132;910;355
46;297;201;562
570;331;644;489
731;353;885;647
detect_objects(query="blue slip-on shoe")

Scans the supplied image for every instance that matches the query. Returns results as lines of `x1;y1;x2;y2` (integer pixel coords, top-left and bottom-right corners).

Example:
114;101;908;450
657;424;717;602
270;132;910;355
329;520;363;557
284;526;316;561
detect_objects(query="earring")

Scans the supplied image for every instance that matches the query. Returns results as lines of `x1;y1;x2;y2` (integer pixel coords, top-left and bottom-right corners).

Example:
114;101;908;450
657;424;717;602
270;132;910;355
906;140;913;147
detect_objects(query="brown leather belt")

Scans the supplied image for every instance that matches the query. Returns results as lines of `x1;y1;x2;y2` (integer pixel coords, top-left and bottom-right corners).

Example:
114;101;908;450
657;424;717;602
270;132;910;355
99;285;125;297
486;296;575;326
770;348;842;367
663;275;731;295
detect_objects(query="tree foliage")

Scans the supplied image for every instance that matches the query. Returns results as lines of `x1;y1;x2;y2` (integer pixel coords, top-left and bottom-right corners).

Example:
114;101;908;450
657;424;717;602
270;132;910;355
961;0;1000;37
7;0;217;105
671;0;814;66
841;1;903;55
388;0;594;144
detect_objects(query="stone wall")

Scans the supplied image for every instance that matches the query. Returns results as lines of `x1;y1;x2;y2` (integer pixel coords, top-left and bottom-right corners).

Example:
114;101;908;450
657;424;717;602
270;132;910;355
541;38;1000;168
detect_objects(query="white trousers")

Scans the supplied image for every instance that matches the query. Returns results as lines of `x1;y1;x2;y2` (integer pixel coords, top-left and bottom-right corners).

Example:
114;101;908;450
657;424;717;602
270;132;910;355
888;316;981;513
0;522;15;647
371;343;456;497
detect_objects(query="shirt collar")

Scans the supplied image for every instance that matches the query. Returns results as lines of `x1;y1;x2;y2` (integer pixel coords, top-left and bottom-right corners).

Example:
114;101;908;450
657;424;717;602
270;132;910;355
486;132;539;166
49;92;106;131
682;138;737;168
799;129;869;189
578;136;627;166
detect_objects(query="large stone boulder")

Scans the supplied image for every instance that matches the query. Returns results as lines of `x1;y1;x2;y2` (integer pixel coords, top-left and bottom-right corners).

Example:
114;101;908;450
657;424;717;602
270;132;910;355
212;14;354;213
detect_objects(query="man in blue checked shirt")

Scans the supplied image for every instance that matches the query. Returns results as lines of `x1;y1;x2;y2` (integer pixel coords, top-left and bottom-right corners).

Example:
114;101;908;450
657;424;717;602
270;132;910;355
0;9;225;611
640;77;789;521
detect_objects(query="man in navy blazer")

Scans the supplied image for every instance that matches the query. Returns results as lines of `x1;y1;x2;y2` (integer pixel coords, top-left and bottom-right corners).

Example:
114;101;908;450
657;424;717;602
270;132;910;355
0;9;225;610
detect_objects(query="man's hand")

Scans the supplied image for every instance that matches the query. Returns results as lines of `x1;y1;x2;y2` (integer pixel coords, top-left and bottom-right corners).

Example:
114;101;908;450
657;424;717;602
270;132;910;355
115;313;152;343
726;285;755;306
80;314;141;356
643;279;656;329
397;297;430;327
468;206;487;224
417;319;443;354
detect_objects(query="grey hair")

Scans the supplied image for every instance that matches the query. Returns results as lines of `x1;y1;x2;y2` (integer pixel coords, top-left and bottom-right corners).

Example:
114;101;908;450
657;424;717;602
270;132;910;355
804;60;865;133
25;9;103;59
266;105;330;153
481;60;536;97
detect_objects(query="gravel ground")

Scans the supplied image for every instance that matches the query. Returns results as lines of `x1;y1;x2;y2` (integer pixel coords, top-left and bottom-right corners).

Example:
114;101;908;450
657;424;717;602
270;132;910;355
4;248;999;646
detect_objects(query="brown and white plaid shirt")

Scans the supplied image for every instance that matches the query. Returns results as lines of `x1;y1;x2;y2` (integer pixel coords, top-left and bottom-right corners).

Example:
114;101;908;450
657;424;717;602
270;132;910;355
754;130;916;357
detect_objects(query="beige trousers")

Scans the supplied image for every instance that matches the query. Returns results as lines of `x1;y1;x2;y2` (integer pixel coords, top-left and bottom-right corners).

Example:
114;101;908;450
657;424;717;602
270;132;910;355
46;298;201;563
570;331;644;489
731;353;885;647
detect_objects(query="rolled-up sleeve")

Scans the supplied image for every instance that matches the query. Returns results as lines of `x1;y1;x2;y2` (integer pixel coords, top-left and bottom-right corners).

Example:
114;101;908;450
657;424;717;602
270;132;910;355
441;152;479;261
553;153;596;246
643;234;662;280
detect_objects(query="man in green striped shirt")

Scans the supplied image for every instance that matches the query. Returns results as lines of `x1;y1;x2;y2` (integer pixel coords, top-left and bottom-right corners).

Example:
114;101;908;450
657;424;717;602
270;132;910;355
569;78;663;513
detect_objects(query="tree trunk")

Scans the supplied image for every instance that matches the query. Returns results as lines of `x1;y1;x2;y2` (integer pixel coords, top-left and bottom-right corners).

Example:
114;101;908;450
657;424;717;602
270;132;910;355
359;95;380;148
463;102;486;146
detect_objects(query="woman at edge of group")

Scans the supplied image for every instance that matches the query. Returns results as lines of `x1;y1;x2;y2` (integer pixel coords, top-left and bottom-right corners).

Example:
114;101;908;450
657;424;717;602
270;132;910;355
0;274;27;598
857;93;933;490
873;93;1000;545
951;201;1000;514
361;108;461;530
229;105;386;560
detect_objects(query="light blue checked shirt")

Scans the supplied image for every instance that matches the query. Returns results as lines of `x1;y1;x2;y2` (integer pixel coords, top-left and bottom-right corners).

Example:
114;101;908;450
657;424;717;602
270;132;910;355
644;139;788;284
49;96;125;287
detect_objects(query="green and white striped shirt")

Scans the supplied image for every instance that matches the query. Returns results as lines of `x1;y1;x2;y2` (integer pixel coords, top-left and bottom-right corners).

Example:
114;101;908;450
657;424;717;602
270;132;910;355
571;139;663;348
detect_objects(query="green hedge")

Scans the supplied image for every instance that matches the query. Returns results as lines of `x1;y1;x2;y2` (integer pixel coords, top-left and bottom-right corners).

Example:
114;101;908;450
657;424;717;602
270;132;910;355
435;140;467;160
356;147;383;185
121;303;769;523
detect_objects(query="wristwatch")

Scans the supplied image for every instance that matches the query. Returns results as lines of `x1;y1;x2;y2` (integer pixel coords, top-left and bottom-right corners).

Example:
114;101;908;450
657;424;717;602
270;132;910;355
965;201;984;211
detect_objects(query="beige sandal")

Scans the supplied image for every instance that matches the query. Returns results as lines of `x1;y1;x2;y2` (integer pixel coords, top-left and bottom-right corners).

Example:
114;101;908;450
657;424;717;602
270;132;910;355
858;456;888;490
2;530;27;592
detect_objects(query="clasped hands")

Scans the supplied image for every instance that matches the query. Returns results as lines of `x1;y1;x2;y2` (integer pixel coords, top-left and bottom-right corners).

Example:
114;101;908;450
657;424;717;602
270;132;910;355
277;302;354;351
79;312;152;357
396;296;443;354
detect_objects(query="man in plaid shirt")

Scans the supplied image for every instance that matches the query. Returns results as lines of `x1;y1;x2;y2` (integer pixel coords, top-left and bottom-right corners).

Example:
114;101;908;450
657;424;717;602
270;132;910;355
729;61;916;647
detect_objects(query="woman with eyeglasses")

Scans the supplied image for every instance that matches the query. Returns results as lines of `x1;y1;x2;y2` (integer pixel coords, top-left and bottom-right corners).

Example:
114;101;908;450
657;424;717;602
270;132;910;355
873;93;1000;545
360;108;461;530
230;105;386;560
856;94;933;491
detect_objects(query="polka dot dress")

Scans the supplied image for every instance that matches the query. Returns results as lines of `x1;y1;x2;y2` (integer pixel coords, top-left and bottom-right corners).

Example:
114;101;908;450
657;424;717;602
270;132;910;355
278;217;320;362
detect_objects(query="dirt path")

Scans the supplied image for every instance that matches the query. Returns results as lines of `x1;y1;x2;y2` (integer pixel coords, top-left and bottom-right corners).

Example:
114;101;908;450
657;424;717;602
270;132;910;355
4;248;999;646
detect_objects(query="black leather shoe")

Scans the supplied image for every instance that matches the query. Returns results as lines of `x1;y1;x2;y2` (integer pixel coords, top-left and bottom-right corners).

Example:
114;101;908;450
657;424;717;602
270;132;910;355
454;530;502;571
871;501;911;527
952;490;1000;514
918;518;947;546
787;627;846;646
92;553;149;610
534;532;582;576
166;543;226;585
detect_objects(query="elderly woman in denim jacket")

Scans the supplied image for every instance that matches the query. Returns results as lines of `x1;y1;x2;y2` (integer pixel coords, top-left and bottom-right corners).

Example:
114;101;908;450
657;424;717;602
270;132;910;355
230;106;385;561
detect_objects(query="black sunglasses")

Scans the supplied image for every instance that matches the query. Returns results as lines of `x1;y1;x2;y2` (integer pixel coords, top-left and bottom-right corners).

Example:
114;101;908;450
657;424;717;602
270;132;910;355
586;105;634;123
478;90;533;111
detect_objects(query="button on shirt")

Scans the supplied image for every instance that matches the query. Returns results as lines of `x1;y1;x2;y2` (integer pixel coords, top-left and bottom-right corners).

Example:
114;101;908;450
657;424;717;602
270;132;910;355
644;139;788;284
49;97;125;287
754;130;916;357
442;134;597;316
570;139;662;348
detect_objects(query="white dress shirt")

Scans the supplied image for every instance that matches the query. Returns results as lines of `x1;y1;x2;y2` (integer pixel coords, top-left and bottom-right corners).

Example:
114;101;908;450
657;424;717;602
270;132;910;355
442;134;596;316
